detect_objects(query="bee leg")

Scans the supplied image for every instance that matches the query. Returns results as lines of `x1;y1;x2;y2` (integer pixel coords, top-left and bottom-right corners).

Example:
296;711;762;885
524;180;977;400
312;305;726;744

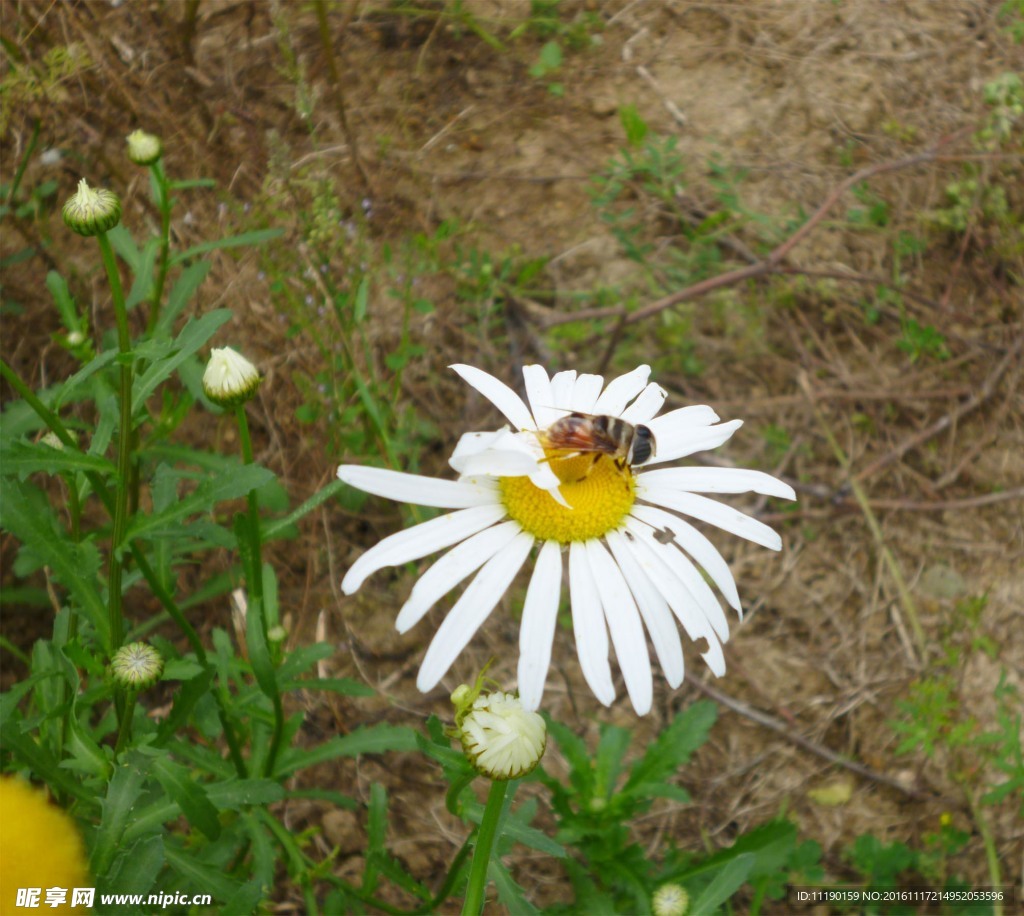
575;453;601;483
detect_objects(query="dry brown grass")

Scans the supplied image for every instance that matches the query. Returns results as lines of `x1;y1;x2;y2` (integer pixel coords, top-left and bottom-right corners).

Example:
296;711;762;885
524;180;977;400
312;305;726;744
2;0;1022;912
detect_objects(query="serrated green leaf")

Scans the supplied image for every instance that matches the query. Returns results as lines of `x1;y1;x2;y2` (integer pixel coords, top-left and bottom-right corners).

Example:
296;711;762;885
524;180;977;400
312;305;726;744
0;480;108;644
150;755;221;840
155;667;214;745
276;724;419;777
624;701;716;794
280;676;375;697
220;879;266;915
365;782;387;894
155;261;212;337
91;760;148;875
126;237;159;309
0;720;90;802
693;819;797;882
0;440;117;478
132;309;232;407
123;464;274;543
169;227;284;265
107;224;141;273
688;852;756;915
594;725;631;799
45;271;78;330
491;859;541;914
102;835;165;901
52;349;119;410
62;712;112;779
163;841;242;901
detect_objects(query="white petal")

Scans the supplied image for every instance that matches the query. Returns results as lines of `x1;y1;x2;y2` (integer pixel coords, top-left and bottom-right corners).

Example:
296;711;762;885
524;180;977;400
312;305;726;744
620;382;668;424
417;533;535;691
568;542;615;706
640;489;782;551
619;521;726;677
338;465;497;509
522;364;561;429
529;467;572;507
569;373;604;413
593;364;651;416
396;520;523;633
629;503;742;613
626;518;729;643
454;447;542;479
585;540;652;715
450;364;535;430
640;467;796;500
549;370;577;410
341;504;506;594
645;419;743;465
517;540;563;710
653;404;720;428
605;529;684;688
449;428;513;465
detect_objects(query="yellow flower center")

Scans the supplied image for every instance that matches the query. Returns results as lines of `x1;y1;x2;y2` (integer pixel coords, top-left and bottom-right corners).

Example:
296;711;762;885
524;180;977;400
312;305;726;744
499;452;636;543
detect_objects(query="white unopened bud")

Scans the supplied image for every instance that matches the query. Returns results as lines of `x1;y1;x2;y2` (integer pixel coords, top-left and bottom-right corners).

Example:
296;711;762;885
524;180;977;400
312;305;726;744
66;330;86;347
126;129;163;166
202;347;261;408
62;178;121;237
652;883;689;916
452;688;546;781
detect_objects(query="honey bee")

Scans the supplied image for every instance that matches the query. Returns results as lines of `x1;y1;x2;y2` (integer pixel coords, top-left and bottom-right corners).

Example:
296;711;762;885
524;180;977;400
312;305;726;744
538;411;656;479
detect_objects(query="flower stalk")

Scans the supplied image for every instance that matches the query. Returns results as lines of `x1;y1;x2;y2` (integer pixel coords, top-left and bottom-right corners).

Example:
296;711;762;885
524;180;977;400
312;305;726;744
461;779;508;916
235;401;284;776
146;158;172;335
96;230;133;653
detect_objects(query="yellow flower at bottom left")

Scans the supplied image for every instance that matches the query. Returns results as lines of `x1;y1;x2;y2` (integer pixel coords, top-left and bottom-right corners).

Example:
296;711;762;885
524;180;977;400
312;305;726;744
0;777;89;913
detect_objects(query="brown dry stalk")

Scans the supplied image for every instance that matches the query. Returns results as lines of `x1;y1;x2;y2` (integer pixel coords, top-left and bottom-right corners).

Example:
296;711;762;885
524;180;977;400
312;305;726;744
852;335;1024;486
685;673;931;801
544;134;970;333
799;372;927;661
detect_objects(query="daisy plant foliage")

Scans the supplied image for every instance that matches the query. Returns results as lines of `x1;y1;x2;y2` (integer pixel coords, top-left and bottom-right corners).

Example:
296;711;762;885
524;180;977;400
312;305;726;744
338;363;795;715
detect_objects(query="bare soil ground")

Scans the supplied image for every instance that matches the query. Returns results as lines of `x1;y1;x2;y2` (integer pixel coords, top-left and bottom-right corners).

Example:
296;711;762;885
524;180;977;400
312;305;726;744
3;1;1022;912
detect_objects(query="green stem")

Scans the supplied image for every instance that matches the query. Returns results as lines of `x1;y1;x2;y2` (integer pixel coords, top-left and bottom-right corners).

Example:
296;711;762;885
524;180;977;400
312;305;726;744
962;782;1003;916
147;159;172;336
236;406;284;776
114;693;136;755
462;780;508;916
1;359;249;774
97;231;133;653
423;836;473;914
0;360;79;450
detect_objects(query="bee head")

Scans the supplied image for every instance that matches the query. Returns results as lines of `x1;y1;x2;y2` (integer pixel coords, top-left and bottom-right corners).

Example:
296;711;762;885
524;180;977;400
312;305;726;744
628;425;656;466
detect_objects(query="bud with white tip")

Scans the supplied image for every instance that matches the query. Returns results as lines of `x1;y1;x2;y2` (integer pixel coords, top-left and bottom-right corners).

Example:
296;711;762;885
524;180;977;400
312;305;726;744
451;684;546;781
126;129;163;166
202;347;261;408
62;178;121;237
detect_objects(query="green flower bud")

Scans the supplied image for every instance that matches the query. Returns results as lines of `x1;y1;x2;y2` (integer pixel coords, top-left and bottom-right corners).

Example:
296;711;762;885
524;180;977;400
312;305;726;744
126;129;163;166
202;347;261;408
110;642;163;691
62;178;121;237
652;884;689;916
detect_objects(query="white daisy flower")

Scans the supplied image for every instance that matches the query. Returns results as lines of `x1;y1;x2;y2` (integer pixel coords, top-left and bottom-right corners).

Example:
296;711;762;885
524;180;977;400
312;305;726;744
337;364;795;715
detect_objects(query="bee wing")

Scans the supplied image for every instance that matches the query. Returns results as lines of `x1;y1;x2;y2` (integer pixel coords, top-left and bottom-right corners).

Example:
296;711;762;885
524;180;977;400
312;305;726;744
539;426;616;454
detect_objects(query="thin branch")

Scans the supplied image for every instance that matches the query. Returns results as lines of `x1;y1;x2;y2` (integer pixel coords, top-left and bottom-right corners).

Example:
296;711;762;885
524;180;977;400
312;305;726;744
852;335;1023;485
540;135;969;330
685;674;933;801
